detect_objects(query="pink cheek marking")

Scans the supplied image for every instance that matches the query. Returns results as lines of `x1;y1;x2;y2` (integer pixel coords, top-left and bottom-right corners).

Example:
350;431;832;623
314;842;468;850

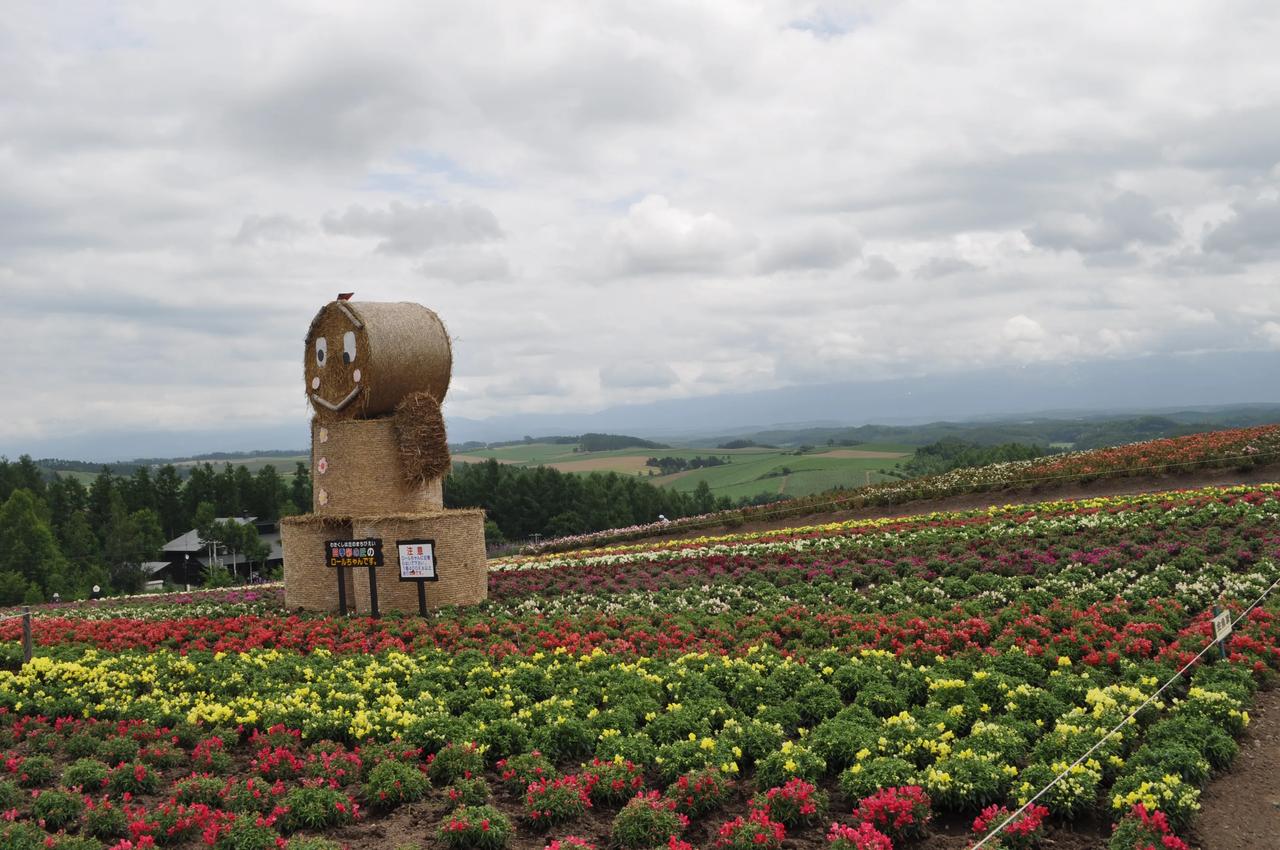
353;369;361;383
311;377;320;390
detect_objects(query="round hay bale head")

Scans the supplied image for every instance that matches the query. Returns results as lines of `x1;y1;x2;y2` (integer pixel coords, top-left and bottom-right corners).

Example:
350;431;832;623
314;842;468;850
305;300;452;422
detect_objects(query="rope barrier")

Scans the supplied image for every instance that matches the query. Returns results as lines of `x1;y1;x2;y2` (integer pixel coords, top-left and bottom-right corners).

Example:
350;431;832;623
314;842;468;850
524;447;1280;554
970;572;1280;848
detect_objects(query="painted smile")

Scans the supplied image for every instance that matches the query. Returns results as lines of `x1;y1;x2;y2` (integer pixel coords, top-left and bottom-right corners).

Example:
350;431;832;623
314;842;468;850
311;386;361;412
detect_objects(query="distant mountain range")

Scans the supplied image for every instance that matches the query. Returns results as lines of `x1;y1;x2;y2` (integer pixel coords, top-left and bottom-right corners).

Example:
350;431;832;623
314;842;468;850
7;350;1278;462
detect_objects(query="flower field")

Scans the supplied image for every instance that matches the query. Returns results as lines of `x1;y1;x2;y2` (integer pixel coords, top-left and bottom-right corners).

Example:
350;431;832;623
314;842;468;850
2;484;1280;849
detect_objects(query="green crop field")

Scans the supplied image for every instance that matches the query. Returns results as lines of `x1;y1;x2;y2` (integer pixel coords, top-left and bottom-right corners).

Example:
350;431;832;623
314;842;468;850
452;442;913;500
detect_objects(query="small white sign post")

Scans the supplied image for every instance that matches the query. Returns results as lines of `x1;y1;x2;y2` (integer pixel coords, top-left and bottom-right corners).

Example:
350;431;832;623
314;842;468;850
1212;606;1232;659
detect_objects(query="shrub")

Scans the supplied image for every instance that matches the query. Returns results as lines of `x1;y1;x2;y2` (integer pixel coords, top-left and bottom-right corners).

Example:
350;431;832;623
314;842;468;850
364;758;430;809
32;788;85;830
222;777;288;815
63;757;110;791
531;719;594;762
152;800;215;845
0;777;22;809
595;732;656;766
1109;769;1201;832
438;804;514;850
140;740;187;769
63;733;104;759
826;822;893;850
174;775;226;805
214;813;283;850
611;791;688;849
14;753;56;786
1015;761;1101;820
923;752;1010;812
543;838;596;850
713;809;786;850
580;757;645;805
429;742;486;785
107;760;161;795
0;822;47;850
1109;804;1191;850
49;836;104;850
496;751;557;794
754;742;825;789
808;719;876;771
98;735;140;765
475;719;528;761
795;681;843;725
972;803;1049;850
525;774;592;827
751;778;828;828
81;796;129;841
279;784;359;833
1128;743;1211;786
287;839;344;850
446;776;492;808
192;736;234;773
664;767;733;818
839;756;917;800
854;785;932;842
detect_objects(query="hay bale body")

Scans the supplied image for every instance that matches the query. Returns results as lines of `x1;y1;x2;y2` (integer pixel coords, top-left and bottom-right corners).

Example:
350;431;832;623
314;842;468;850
312;417;443;516
305;301;452;423
281;510;487;614
281;515;354;611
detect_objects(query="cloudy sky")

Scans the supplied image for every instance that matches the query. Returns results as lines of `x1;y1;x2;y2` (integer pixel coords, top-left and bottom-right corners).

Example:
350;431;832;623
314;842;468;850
3;1;1279;452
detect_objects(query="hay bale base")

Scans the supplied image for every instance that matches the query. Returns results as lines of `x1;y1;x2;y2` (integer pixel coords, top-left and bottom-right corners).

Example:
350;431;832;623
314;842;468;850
281;514;354;612
312;417;443;516
282;509;487;614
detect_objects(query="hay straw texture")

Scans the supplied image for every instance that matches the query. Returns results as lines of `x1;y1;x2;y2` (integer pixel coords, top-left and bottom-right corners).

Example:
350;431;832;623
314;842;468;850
311;417;443;516
350;510;488;612
281;515;355;611
305;301;452;423
282;510;488;613
393;391;451;486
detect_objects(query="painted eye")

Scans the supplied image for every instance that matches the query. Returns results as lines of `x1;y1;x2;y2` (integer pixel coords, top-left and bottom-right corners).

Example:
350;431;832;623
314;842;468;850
343;331;357;365
315;338;327;366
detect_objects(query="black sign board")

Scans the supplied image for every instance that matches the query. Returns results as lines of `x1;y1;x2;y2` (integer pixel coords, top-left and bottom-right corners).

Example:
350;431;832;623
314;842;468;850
325;538;383;617
325;539;384;568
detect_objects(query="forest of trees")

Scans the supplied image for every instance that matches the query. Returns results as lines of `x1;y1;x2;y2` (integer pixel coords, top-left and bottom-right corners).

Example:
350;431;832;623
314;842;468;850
443;459;730;543
894;439;1049;478
644;455;731;475
0;456;312;604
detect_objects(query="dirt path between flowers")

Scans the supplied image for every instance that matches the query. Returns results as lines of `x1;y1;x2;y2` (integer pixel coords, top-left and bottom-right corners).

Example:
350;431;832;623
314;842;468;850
1190;685;1280;850
637;463;1280;545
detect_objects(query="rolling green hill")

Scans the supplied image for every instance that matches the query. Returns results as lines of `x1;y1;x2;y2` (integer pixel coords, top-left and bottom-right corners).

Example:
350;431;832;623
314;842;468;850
452;442;913;500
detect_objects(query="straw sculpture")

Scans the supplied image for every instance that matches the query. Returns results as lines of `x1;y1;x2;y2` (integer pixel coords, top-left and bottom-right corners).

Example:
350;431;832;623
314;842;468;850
281;297;488;614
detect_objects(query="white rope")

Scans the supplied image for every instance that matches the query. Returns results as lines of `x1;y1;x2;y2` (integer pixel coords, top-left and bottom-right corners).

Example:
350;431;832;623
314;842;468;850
970;572;1280;848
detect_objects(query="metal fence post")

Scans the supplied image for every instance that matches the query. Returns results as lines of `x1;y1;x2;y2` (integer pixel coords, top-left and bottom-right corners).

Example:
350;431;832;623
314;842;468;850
21;607;32;664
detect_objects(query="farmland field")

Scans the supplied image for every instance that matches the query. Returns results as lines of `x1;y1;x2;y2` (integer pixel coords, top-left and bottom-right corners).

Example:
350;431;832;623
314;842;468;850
452;443;913;500
2;480;1279;849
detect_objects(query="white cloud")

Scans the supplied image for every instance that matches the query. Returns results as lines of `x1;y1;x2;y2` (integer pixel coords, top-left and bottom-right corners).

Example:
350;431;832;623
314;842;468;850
322;201;502;256
609;195;750;275
600;360;679;389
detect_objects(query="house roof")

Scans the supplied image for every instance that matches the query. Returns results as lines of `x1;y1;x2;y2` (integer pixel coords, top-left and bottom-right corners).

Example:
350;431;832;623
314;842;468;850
162;516;259;553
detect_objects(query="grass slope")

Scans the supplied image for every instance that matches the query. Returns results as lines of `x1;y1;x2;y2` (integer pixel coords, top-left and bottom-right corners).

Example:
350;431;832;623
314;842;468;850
453;442;914;500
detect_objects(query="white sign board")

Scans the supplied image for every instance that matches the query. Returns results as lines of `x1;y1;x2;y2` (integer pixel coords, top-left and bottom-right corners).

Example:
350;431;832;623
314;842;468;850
1212;610;1233;642
397;540;437;581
